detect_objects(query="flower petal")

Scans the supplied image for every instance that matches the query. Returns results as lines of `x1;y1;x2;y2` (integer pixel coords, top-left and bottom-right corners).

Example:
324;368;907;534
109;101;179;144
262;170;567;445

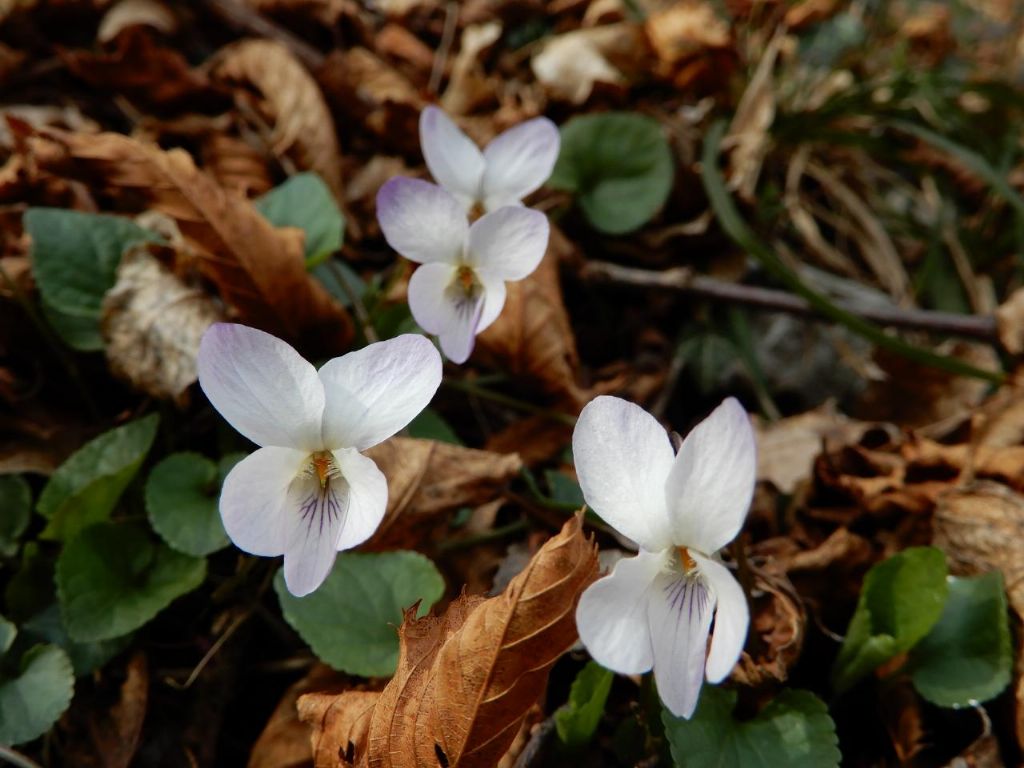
692;551;749;683
648;572;715;719
197;323;324;450
419;105;485;207
572;396;674;550
576;549;665;675
407;262;483;364
467;206;549;281
664;397;756;555
319;335;442;451
333;449;388;550
475;267;507;333
220;446;308;556
481;117;560;210
376;177;467;264
282;470;349;597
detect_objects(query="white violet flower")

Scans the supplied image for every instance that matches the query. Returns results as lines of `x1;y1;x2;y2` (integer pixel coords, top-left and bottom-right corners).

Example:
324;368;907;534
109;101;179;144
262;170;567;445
573;395;756;718
419;105;560;214
197;324;442;597
376;177;549;363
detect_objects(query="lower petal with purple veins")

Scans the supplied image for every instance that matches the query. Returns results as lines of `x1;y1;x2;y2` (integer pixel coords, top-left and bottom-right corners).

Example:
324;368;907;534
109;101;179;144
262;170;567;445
281;469;350;597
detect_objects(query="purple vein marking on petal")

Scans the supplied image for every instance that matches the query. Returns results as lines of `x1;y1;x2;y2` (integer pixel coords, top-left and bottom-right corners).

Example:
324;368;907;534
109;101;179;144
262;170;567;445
297;480;345;538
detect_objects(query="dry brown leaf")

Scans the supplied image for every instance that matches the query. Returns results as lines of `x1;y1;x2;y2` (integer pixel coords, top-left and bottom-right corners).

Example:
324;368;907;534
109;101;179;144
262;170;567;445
645;0;733;92
63;27;228;113
250;664;348;768
200;132;274;198
732;565;805;687
723;32;779;200
476;227;586;407
485;416;573;466
68;651;149;768
214;39;344;201
101;243;225;403
996;286;1024;355
440;22;502;116
531;23;642;104
363;437;523;549
755;402;875;494
28;127;353;355
300;690;380;768
302;514;598;768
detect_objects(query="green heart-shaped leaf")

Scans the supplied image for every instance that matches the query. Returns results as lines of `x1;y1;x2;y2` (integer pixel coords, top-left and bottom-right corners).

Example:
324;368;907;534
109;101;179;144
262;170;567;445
0;475;31;557
555;661;614;749
0;644;74;745
275;551;444;677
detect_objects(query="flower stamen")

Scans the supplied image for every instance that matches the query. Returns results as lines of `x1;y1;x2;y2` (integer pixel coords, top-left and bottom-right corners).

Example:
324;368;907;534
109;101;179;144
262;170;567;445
677;546;698;575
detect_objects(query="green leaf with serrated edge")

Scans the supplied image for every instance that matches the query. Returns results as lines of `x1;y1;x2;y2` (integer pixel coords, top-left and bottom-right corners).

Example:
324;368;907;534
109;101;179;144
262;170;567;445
663;688;840;768
832;546;948;693
0;614;15;657
37;414;159;542
407;408;461;445
0;644;74;745
146;452;230;557
21;603;131;677
0;475;31;557
554;661;614;749
57;522;206;642
256;172;345;261
909;572;1012;708
549;112;673;234
25;208;159;350
275;551;444;677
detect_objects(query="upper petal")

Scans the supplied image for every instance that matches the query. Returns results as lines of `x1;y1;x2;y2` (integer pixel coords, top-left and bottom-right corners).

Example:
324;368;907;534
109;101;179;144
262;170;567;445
333;449;388;550
467;206;549;281
197;323;324;450
691;551;749;683
648;572;715;719
319;334;442;451
575;549;665;675
376;177;468;264
572;396;675;551
664;397;756;555
220;446;308;556
481;116;560;210
282;469;349;597
419;105;485;206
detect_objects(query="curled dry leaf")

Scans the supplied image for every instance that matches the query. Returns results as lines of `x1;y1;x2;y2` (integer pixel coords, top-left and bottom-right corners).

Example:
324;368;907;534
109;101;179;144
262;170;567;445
28;127;353;355
101;243;225;403
300;690;380;768
531;22;642;104
213;39;344;201
996;285;1024;355
476;227;586;408
440;22;503;116
200;132;274;198
97;0;177;42
363;437;523;549
300;514;598;768
645;0;734;91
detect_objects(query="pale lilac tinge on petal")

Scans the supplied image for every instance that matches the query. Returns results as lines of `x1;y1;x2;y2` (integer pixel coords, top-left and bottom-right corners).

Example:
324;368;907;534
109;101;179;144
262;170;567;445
419;106;485;206
475;268;506;334
197;323;325;451
572;396;675;551
319;335;442;451
281;468;349;597
575;549;666;675
648;571;715;719
333;449;388;551
407;262;460;335
664;397;757;555
466;206;549;281
481;116;561;210
691;551;749;683
220;446;308;557
376;177;467;265
438;288;484;364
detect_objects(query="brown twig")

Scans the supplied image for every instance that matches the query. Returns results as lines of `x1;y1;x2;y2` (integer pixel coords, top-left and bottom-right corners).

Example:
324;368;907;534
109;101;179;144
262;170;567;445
582;261;1000;343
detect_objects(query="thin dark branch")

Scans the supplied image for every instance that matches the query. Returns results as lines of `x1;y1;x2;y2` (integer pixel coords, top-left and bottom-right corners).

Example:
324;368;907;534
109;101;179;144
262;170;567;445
582;261;1000;344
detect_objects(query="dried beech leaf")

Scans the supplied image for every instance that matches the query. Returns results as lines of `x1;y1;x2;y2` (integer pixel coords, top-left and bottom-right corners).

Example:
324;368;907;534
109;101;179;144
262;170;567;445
996;286;1024;355
363;437;523;549
101;243;225;403
531;23;641;104
97;0;177;42
29;127;353;355
300;690;380;768
200;132;274;198
214;39;343;201
732;564;805;687
476;227;586;407
308;515;598;768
